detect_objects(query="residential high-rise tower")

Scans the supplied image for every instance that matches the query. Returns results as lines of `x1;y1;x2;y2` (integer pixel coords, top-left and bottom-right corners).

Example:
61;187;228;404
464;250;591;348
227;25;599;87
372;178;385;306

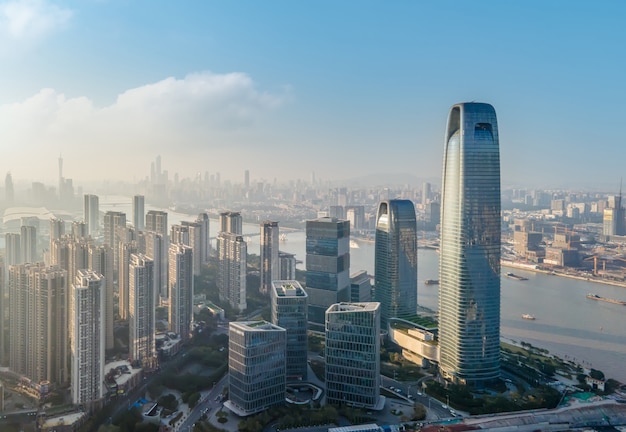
260;221;279;294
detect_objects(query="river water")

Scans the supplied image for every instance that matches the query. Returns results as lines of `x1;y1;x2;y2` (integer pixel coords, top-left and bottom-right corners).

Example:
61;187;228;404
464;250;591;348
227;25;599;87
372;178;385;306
100;196;626;384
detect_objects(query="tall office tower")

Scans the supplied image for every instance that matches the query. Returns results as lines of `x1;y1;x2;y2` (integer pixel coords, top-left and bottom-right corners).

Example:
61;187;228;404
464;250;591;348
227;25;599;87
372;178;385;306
168;244;193;341
271;281;308;381
217;233;247;311
83;194;100;236
4;233;21;268
9;264;69;386
374;200;418;326
196;213;210;264
0;257;4;365
5;172;14;205
88;245;114;350
439;102;501;386
325;302;381;409
278;252;296;280
71;221;87;239
129;254;155;366
422;182;432;205
132;195;145;231
181;221;203;276
226;321;286;417
260;221;279;295
118;240;139;320
244;170;250;189
20;225;37;263
350;270;372;302
305;217;350;332
219;211;242;235
70;269;105;406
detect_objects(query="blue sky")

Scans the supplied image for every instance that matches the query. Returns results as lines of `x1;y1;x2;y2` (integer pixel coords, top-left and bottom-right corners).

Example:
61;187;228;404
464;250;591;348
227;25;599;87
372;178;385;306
1;1;625;189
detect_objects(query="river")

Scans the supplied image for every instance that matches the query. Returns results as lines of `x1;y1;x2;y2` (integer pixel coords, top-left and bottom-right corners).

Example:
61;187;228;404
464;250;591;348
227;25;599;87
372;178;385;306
100;196;626;384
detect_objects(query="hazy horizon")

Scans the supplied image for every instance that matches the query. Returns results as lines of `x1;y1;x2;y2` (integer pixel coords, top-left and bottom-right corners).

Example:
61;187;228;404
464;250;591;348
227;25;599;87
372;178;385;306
1;1;625;189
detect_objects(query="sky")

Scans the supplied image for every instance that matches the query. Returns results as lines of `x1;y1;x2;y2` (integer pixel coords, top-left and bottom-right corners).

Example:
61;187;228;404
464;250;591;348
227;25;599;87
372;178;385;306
1;0;625;189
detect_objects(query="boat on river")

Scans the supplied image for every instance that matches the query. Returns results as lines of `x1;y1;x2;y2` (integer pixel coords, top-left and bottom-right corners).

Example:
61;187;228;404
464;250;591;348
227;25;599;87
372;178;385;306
586;293;626;305
521;314;536;320
506;272;528;281
424;279;439;285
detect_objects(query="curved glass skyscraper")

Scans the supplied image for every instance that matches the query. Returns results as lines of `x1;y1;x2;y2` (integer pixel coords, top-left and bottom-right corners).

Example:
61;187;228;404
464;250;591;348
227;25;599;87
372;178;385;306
375;200;418;326
439;102;501;386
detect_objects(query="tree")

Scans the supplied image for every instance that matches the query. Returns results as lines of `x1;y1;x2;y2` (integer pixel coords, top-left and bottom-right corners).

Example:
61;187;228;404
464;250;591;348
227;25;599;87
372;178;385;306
158;393;179;411
412;403;426;421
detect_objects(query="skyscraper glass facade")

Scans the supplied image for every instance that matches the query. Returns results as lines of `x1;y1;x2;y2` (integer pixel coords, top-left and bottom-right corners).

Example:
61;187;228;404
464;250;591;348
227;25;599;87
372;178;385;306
374;199;418;326
305;218;350;332
439;102;501;386
325;302;381;409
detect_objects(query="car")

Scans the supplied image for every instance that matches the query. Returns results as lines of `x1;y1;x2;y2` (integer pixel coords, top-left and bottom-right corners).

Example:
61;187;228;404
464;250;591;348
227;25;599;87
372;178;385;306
442;404;447;409
408;395;414;399
389;386;395;390
417;391;423;396
395;389;402;393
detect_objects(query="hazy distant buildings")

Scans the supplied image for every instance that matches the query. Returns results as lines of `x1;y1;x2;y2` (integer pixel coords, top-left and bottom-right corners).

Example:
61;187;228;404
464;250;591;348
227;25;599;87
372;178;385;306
129;254;155;365
260;221;279;294
374;199;418;326
346;206;365;230
133;195;145;231
168;244;193;341
325;302;381;409
70;269;105;405
305;217;350;332
226;321;286;417
439;102;501;386
5;172;14;205
422;182;432;205
271;281;308;381
196;213;211;265
83;194;100;236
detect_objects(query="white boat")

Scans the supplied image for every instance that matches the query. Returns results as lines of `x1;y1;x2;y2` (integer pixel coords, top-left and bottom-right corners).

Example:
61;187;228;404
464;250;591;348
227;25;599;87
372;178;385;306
350;240;360;249
521;314;536;320
280;233;288;242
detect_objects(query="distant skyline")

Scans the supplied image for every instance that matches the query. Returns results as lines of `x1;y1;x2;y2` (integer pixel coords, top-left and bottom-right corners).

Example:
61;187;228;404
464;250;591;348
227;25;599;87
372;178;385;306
1;1;625;189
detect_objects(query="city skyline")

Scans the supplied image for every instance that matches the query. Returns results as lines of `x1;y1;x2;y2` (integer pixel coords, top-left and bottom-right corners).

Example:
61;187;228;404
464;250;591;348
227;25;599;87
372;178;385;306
1;1;625;188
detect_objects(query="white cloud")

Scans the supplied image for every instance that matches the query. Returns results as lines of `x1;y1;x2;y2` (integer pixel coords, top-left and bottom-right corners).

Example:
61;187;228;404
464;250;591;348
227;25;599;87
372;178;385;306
0;0;72;41
0;72;289;181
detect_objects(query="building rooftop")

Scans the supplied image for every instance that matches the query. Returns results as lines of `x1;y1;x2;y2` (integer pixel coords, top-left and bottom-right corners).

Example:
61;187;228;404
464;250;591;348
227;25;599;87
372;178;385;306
230;320;284;331
41;411;86;428
272;280;307;297
104;360;142;387
327;302;380;313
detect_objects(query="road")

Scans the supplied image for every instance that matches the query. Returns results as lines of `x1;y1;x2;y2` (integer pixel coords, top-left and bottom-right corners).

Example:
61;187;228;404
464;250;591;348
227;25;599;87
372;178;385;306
178;374;229;432
379;375;455;420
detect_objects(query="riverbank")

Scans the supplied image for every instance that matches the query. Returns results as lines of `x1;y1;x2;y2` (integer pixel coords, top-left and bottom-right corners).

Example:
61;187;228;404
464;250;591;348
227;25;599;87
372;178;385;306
502;260;626;289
